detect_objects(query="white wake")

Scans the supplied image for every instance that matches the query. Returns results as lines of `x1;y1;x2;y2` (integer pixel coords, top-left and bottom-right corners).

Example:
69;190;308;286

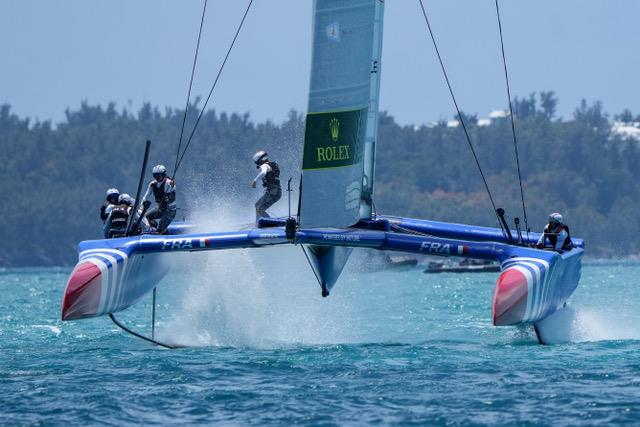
155;198;359;347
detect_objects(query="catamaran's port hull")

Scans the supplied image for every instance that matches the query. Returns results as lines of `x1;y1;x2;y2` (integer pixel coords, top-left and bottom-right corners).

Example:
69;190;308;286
62;217;584;335
62;250;168;320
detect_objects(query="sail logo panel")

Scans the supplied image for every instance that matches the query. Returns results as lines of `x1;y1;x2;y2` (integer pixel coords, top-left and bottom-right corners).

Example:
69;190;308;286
300;0;381;228
326;21;341;42
302;109;367;170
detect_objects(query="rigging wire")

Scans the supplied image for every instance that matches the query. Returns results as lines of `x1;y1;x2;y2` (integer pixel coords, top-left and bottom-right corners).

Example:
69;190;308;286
417;0;505;234
494;0;530;239
173;0;209;175
173;0;254;178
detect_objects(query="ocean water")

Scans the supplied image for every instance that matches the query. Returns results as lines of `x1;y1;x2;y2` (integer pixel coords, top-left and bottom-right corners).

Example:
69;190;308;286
1;253;639;425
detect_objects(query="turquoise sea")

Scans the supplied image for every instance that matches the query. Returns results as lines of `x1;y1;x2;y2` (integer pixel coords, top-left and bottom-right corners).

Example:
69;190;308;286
1;251;639;425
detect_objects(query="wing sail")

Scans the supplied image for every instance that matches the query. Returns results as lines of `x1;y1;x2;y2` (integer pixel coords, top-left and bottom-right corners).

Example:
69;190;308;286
300;0;384;228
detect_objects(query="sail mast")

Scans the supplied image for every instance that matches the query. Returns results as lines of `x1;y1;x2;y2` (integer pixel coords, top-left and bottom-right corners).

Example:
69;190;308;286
360;0;384;219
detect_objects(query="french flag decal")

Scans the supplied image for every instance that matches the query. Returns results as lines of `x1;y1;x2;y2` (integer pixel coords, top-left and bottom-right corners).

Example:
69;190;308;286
457;245;469;255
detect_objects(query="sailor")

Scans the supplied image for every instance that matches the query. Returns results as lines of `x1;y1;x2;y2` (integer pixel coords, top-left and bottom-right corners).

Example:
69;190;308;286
141;164;176;234
251;150;281;221
536;212;573;251
119;193;135;207
103;193;133;238
100;188;120;222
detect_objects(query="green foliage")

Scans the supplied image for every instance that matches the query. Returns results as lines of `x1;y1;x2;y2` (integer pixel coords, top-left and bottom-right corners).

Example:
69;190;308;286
375;94;639;257
1;94;638;266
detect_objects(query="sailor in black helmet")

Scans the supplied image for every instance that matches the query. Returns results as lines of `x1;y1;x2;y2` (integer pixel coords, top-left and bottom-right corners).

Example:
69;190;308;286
100;188;120;223
536;212;573;252
141;164;177;234
251;150;281;221
103;193;134;238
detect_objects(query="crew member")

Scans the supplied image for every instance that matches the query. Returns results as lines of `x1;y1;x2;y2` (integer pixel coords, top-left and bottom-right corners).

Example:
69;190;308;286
119;193;135;207
536;212;573;252
141;164;176;234
251;150;281;221
100;188;120;222
104;193;133;238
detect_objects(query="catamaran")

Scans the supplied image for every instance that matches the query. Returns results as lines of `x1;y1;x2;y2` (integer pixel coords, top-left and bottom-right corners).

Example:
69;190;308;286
61;0;584;346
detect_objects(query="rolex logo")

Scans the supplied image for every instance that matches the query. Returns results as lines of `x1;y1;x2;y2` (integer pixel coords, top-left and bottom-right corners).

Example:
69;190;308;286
329;118;340;142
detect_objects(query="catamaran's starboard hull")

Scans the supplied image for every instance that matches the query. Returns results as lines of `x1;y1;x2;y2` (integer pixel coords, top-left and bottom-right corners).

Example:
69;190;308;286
492;247;583;326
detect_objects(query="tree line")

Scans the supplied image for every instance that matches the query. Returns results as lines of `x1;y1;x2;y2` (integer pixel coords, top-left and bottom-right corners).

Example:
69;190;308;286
1;92;638;266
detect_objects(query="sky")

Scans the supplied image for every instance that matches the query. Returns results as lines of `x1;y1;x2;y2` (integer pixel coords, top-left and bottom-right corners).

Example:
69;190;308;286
2;0;640;126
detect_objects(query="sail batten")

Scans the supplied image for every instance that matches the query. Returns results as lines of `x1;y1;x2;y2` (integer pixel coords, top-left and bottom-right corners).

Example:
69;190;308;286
309;84;371;96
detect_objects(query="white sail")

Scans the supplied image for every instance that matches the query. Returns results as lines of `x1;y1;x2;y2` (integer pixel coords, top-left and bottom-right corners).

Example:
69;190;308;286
300;0;384;228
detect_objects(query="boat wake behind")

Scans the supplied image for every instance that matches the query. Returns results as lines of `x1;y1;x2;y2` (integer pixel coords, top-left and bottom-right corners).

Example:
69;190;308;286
535;304;640;344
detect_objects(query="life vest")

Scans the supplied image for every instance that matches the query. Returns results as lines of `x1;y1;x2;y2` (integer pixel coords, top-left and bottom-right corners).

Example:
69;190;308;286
109;205;130;230
151;178;176;206
544;224;573;251
262;161;280;188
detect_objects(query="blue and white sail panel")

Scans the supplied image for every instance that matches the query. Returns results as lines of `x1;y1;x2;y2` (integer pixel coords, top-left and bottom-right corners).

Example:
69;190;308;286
300;0;380;228
360;0;384;219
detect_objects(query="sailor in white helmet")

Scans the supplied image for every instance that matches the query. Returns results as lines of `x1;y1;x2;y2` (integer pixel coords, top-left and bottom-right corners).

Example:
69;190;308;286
141;164;177;234
100;188;120;223
251;150;281;222
536;212;573;251
118;193;135;207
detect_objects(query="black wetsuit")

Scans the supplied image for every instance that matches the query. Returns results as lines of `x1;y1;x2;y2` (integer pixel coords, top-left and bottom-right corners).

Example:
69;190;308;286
538;224;573;251
143;178;177;234
104;204;130;238
255;161;282;220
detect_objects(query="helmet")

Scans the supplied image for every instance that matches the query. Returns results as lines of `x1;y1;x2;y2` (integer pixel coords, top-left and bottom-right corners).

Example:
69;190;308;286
549;212;563;225
252;150;268;164
152;164;167;179
118;193;134;206
106;188;120;203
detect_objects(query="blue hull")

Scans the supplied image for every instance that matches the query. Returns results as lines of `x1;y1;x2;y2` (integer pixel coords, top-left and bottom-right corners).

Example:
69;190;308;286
62;217;583;331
